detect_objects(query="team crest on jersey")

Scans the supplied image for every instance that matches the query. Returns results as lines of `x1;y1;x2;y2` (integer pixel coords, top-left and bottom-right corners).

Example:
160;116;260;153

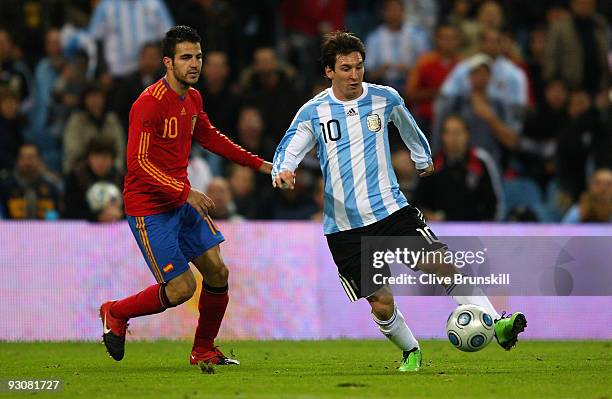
191;115;197;135
366;114;381;132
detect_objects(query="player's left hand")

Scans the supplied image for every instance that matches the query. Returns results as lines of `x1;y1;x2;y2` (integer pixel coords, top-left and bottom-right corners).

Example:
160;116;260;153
418;164;434;177
259;161;273;174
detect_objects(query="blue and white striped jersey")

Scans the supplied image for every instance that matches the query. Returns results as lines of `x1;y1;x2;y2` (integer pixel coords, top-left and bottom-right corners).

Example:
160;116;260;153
272;82;432;234
89;0;173;77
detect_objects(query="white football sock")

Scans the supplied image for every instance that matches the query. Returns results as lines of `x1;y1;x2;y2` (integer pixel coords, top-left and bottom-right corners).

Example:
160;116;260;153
373;304;419;351
446;283;501;320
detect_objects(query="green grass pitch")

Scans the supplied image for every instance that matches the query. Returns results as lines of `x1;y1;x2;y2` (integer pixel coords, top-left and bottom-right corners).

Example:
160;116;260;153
1;340;610;398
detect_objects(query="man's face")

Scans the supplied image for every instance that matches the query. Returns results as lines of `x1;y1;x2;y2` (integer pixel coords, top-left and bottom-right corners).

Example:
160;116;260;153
206;178;231;212
469;65;491;91
229;166;254;197
437;26;459;54
326;51;364;101
479;30;501;57
442;117;469;157
590;170;612;198
545;81;568;110
88;153;114;177
383;0;404;28
140;46;161;75
0;30;12;60
238;108;263;139
571;0;595;18
45;29;62;58
16;146;42;177
166;41;202;87
253;48;278;75
203;51;229;83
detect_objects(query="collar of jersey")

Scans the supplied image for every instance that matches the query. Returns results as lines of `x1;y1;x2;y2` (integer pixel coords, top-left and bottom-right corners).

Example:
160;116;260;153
327;82;368;104
161;77;186;101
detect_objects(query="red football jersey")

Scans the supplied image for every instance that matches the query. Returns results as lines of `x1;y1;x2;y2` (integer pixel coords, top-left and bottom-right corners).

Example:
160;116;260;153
124;78;263;216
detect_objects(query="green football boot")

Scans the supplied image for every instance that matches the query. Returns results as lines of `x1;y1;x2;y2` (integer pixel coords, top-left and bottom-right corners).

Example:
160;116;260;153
494;312;527;350
398;347;421;372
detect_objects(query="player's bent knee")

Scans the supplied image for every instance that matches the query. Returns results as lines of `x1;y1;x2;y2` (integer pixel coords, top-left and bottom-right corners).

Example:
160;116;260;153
166;271;197;305
207;263;229;286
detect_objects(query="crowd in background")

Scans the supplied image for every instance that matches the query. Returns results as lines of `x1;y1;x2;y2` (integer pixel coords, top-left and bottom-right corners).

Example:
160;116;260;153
0;0;610;224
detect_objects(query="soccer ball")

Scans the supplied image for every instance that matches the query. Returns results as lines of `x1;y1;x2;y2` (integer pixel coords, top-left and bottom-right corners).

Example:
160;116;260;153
446;304;495;352
86;182;122;212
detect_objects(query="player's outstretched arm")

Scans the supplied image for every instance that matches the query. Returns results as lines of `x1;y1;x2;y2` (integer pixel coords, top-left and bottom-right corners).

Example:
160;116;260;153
271;106;316;189
259;161;273;175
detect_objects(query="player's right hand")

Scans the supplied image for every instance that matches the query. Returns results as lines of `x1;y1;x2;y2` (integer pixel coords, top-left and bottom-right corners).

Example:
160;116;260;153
273;171;296;190
186;188;215;218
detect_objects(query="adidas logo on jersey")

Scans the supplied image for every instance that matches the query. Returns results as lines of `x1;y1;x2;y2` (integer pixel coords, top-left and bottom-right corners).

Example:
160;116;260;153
180;107;187;115
346;108;357;117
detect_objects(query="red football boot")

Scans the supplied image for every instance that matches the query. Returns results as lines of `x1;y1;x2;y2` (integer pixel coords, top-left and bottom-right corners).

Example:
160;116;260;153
99;301;129;361
189;347;240;366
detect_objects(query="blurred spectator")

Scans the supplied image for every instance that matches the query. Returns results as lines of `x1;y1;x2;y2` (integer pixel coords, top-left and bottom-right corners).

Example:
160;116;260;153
87;0;173;79
439;27;528;128
365;0;430;92
187;149;213;193
233;107;276;162
0;88;25;173
28;29;66;171
517;79;569;187
280;0;346;90
557;90;609;201
0;0;67;66
460;0;505;56
63;136;123;222
239;47;304;141
63;83;125;174
414;115;501;221
405;24;461;131
197;51;240;134
544;0;609;96
45;51;89;172
176;0;239;73
206;177;244;221
525;26;548;108
435;54;519;171
562;168;612;223
444;0;472;32
403;0;438;33
392;149;418;201
227;164;259;219
0;28;32;106
0;143;61;220
233;1;278;73
345;0;379;40
112;42;163;132
258;169;317;220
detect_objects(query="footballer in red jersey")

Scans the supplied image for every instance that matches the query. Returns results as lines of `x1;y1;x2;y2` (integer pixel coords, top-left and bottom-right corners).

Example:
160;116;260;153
99;26;272;366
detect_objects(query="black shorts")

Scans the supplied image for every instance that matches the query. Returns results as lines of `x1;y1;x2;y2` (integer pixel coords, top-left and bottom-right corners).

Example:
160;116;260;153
326;205;447;301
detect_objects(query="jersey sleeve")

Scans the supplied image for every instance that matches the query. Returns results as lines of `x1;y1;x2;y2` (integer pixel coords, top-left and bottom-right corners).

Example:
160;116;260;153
192;93;263;170
128;96;190;201
387;88;433;170
271;104;317;180
88;1;107;40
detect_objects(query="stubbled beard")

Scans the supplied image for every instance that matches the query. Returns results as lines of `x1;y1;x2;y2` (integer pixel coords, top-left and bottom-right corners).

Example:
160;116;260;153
172;70;197;88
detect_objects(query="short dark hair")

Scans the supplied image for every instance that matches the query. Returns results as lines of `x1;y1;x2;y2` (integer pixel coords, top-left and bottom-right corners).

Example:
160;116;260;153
86;136;117;159
162;25;201;60
320;31;366;72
